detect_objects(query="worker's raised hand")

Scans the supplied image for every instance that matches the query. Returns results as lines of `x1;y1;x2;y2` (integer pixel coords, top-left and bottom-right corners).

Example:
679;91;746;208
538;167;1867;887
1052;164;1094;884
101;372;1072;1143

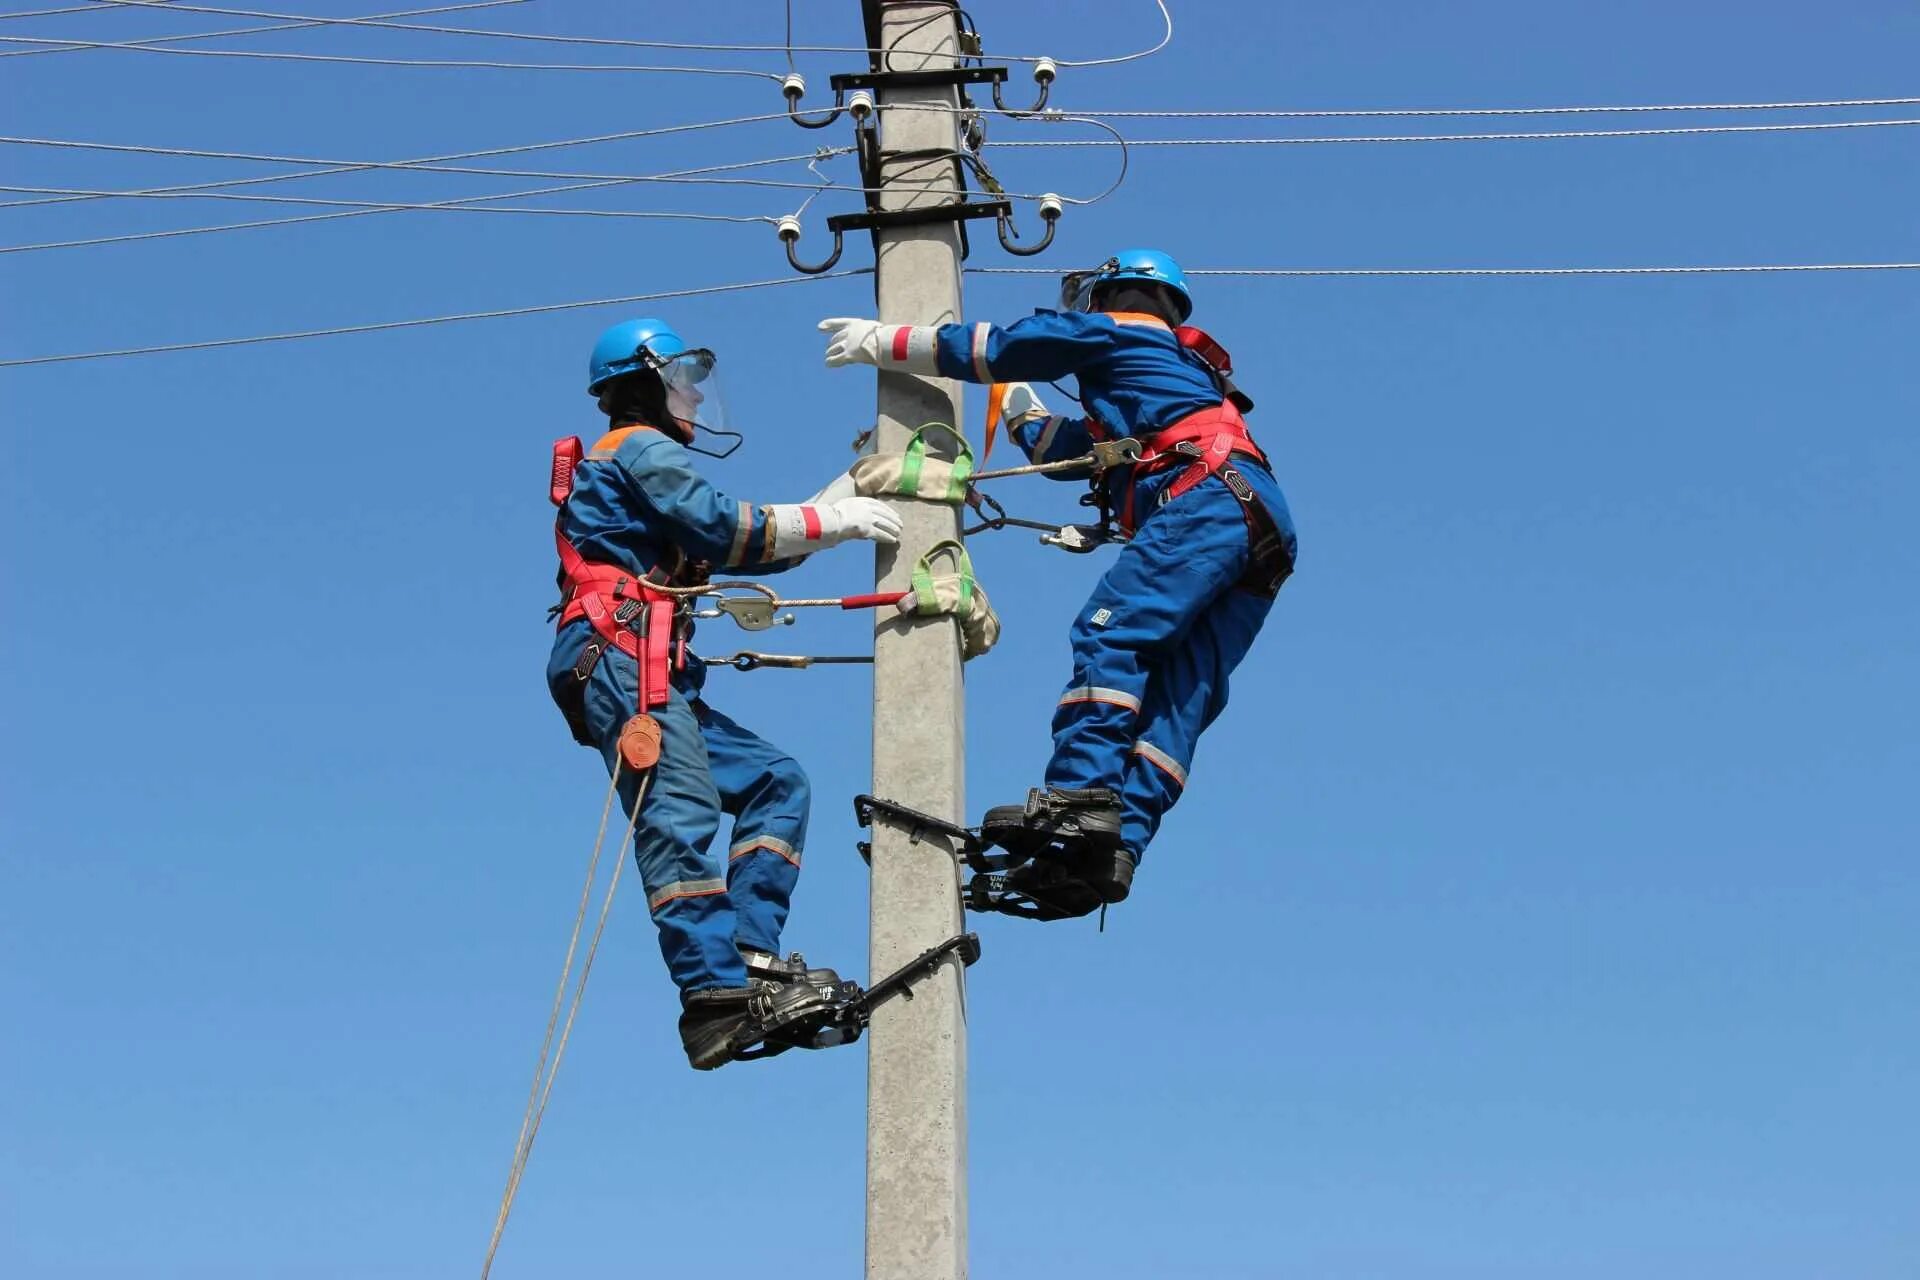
1000;381;1049;427
819;317;884;368
827;496;903;546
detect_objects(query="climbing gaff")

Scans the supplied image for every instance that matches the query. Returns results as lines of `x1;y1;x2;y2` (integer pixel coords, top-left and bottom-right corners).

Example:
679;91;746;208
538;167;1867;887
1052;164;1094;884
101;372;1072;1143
726;933;983;1063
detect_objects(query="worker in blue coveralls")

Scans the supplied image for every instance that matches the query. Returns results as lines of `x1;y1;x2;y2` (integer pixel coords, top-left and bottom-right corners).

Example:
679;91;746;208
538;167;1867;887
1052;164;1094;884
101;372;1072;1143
819;250;1296;921
549;318;902;1067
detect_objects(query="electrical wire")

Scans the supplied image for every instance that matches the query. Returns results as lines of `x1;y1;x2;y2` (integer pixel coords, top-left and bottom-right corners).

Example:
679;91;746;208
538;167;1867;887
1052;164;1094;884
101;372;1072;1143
52;0;833;56
0;154;838;254
969;263;1920;278
0;133;858;193
0;0;528;58
0;31;784;75
1059;95;1920;119
0;183;781;221
993;117;1920;146
0;111;797;211
1045;0;1170;68
0;269;871;368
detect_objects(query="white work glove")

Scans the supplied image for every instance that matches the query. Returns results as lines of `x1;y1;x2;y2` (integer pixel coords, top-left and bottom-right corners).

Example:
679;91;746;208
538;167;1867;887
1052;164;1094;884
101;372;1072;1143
765;496;902;558
819;317;944;373
1000;381;1049;427
805;467;860;505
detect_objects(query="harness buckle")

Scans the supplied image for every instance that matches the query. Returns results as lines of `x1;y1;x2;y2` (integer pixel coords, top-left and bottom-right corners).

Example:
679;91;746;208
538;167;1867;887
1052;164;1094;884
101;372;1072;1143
1088;437;1145;471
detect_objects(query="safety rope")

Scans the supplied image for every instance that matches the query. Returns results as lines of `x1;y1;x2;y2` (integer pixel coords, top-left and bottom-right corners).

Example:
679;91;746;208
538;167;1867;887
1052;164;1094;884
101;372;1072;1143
481;765;649;1280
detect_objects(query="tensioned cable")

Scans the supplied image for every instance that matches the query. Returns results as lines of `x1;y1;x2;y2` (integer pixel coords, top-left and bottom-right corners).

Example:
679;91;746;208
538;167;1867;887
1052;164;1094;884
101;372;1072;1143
0;110;797;211
0;269;871;367
1057;95;1920;119
0;0;528;57
0;154;842;254
992;118;1920;147
0;183;780;220
0;0;1171;64
0;31;784;75
969;263;1920;278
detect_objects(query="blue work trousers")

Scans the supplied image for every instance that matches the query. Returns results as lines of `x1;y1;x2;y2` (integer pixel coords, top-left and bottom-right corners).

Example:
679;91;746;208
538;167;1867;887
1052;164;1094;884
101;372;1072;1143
1045;462;1296;859
549;625;810;994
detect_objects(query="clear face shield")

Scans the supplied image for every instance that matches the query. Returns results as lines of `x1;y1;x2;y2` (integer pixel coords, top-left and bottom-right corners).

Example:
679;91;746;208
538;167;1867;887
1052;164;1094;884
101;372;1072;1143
1058;258;1121;313
655;348;743;458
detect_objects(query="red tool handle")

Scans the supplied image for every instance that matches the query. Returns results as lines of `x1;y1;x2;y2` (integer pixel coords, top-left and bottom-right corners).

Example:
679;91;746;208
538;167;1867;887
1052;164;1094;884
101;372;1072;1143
839;591;911;610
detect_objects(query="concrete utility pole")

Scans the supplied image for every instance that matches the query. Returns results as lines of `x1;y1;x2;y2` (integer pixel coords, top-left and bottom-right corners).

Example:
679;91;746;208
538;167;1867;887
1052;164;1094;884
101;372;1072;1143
864;4;969;1279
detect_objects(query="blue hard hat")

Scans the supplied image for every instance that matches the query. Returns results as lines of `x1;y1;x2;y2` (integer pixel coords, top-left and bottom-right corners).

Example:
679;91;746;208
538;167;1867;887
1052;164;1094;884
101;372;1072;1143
1060;248;1193;321
587;317;688;395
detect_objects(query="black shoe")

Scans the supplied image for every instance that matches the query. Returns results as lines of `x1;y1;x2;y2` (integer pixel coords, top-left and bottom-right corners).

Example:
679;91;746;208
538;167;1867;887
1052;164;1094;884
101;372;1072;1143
1000;857;1104;920
1064;845;1137;905
678;987;755;1071
980;787;1123;862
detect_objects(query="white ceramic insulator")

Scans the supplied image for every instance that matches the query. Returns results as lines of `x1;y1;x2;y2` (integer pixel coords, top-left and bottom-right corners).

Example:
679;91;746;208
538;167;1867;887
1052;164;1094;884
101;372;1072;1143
1037;193;1064;221
1032;57;1058;84
782;72;806;100
776;215;802;242
848;90;876;120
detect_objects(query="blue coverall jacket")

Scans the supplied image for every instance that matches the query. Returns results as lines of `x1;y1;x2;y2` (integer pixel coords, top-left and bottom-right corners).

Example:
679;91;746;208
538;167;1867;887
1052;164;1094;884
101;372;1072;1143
547;425;811;995
933;309;1298;860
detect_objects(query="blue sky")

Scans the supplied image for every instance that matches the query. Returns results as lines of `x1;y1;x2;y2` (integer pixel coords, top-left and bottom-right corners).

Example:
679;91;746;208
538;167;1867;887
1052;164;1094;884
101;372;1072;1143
3;2;1917;1277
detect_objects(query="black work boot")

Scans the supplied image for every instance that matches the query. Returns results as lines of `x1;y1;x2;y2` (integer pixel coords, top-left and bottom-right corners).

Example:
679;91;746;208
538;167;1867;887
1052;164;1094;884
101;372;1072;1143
1064;845;1137;905
678;987;755;1070
980;787;1124;862
1000;857;1103;920
735;947;864;1056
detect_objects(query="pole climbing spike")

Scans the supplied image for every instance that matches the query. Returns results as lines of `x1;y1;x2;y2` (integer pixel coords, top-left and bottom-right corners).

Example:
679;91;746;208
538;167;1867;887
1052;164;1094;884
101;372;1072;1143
617;713;662;772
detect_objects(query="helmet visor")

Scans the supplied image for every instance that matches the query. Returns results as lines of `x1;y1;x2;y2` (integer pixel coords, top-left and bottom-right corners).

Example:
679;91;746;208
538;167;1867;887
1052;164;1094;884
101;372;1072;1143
1058;258;1120;313
657;349;731;439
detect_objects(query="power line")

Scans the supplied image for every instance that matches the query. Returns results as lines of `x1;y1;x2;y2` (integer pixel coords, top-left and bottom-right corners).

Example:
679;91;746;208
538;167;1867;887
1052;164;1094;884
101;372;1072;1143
992;117;1920;147
0;183;780;220
0;0;525;54
0;154;835;254
1047;0;1170;68
0;133;857;193
0;30;784;75
1048;95;1920;120
0;111;798;211
970;262;1920;278
0;269;871;368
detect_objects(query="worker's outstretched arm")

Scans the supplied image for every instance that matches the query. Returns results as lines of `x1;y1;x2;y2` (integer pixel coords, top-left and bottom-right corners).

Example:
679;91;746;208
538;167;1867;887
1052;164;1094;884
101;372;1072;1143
999;382;1096;480
821;310;1113;384
617;432;900;573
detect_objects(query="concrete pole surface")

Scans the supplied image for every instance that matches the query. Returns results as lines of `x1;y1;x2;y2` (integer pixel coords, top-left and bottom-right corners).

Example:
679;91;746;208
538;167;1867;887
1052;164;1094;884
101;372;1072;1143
864;5;969;1280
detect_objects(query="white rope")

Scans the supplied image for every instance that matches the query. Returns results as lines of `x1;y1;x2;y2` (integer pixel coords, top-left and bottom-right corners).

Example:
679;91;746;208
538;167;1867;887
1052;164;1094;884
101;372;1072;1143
0;30;783;75
1043;0;1172;68
969;263;1920;278
994;117;1920;147
0;269;871;367
0;155;842;255
480;766;646;1280
0;111;799;211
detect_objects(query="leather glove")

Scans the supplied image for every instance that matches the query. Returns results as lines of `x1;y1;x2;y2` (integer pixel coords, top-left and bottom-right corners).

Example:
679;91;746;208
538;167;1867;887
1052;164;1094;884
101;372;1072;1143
1000;381;1049;427
819;317;943;373
765;496;902;557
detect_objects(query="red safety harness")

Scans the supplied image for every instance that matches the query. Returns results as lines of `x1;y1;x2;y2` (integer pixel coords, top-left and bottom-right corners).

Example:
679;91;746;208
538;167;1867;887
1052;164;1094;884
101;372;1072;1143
549;429;692;713
1088;314;1294;597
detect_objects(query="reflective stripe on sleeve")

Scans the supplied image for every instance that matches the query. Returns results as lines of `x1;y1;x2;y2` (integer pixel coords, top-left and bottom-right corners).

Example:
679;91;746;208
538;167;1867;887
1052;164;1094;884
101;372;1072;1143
729;836;801;868
647;877;727;912
1057;685;1142;713
1033;415;1063;457
726;500;753;565
969;323;992;382
1132;739;1188;788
